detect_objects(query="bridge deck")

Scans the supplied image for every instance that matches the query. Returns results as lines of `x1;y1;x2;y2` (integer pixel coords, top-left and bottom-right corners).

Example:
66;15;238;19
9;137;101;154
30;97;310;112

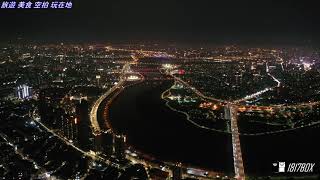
226;105;245;180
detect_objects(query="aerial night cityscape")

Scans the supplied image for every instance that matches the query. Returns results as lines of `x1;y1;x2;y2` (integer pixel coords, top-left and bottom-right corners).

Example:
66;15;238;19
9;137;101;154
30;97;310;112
0;0;320;179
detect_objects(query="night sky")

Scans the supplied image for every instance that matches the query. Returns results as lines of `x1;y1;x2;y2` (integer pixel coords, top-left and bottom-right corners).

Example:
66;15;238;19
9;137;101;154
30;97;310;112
1;0;320;45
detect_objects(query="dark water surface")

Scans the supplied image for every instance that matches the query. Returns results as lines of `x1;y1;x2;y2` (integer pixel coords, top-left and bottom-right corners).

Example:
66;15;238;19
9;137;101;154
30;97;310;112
108;80;234;173
240;121;320;176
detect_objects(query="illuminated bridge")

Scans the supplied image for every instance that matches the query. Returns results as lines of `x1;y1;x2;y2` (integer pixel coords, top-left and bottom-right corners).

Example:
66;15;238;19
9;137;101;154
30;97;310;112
225;104;245;180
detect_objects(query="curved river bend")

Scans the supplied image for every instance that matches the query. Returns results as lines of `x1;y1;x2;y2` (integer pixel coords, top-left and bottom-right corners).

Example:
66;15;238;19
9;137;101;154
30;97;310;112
107;80;234;173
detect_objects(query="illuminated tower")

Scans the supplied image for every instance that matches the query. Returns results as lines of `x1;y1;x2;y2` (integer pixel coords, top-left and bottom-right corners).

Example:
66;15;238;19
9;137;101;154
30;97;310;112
15;84;32;99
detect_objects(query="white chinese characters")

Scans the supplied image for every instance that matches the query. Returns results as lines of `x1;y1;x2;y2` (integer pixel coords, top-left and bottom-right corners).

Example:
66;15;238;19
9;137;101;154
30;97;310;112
1;1;72;9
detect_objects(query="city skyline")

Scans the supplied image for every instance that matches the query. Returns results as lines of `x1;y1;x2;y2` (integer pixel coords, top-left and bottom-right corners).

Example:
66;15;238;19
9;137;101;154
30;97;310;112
1;0;320;179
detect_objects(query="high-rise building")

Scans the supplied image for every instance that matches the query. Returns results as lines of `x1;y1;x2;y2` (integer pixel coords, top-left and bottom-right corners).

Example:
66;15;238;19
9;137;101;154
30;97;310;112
15;84;32;99
96;75;101;87
172;163;182;180
113;134;126;160
71;117;79;144
75;99;91;150
94;133;103;153
102;131;114;155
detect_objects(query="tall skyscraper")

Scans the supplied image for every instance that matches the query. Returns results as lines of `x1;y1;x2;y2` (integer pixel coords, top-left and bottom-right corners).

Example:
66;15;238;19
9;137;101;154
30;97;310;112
113;134;126;160
172;163;182;180
15;84;32;99
75;99;91;151
101;131;114;155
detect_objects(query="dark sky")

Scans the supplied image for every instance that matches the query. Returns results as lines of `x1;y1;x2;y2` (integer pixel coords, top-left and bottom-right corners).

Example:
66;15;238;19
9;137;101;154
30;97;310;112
1;0;320;45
